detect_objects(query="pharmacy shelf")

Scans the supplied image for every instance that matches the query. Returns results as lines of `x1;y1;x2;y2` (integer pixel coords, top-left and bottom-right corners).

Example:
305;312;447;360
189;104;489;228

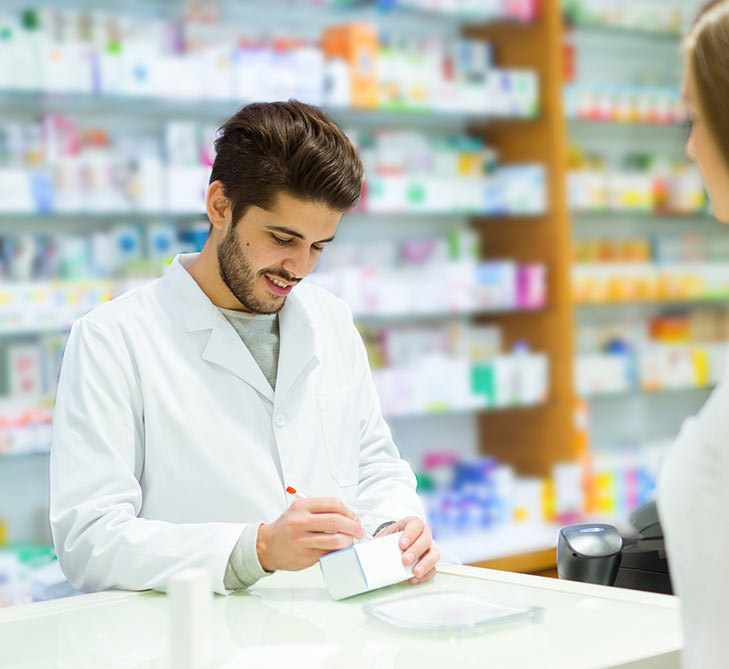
571;210;711;220
575;297;729;308
583;384;716;401
0;325;76;338
9;0;531;30
0;92;536;129
215;0;536;30
567;117;685;128
0;212;208;227
566;24;683;41
385;400;547;421
0;210;540;232
568;123;689;146
0;450;50;461
354;305;545;325
568;121;689;139
0;0;558;577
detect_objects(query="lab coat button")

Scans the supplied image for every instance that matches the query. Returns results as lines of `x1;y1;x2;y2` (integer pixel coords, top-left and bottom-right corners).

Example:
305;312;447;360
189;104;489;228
275;413;286;427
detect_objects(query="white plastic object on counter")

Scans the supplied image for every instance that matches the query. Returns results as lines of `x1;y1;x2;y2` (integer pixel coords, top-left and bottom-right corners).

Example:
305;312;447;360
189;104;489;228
168;568;213;669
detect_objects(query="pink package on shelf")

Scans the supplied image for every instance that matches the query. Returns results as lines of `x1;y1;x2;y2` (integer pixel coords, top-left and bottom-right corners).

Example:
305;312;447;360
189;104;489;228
516;264;547;310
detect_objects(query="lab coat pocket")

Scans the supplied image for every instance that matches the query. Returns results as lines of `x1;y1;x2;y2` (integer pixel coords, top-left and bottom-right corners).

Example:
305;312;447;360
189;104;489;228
317;388;359;488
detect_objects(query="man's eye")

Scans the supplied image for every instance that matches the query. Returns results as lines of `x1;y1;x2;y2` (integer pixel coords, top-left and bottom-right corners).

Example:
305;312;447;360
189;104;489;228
312;245;324;253
272;235;291;245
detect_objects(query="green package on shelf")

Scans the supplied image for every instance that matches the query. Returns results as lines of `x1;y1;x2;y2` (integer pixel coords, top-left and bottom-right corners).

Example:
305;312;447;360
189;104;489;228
471;363;496;406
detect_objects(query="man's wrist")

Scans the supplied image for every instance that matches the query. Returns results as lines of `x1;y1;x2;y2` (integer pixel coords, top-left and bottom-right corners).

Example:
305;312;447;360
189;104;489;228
256;523;274;572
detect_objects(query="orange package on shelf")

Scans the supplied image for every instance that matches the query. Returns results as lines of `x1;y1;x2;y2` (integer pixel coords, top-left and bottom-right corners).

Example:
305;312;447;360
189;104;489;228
322;23;379;109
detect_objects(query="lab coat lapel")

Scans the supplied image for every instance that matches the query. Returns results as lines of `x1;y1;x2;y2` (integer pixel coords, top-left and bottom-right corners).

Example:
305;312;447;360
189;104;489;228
202;319;275;402
276;288;320;401
163;254;275;402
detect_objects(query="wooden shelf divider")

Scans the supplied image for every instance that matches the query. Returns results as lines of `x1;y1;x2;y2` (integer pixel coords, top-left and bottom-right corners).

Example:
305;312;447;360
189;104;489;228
463;0;573;575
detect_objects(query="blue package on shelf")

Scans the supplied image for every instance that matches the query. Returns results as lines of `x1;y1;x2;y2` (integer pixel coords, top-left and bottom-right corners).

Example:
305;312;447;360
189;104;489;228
29;171;54;214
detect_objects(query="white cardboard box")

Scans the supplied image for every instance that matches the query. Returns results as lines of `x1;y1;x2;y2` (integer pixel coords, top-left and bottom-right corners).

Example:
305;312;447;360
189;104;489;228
319;531;414;601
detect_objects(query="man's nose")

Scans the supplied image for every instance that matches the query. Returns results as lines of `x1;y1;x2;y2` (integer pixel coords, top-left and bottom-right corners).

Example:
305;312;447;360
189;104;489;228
281;249;310;281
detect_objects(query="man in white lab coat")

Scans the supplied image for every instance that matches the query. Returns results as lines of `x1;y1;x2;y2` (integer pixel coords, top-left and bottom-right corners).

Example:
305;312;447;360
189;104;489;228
50;100;438;595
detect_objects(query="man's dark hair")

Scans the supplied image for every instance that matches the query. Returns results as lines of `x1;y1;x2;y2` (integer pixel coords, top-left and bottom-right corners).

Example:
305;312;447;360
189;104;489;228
210;100;364;226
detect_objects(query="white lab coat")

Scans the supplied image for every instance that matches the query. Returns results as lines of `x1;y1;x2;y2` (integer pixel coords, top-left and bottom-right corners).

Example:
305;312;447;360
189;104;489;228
658;371;729;668
50;254;423;595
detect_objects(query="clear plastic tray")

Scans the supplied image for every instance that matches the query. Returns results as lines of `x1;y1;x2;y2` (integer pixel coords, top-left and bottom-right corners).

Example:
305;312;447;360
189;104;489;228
363;590;542;633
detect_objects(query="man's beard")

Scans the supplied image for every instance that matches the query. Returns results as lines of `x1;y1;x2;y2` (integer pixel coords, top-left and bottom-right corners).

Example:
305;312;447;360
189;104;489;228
217;228;296;314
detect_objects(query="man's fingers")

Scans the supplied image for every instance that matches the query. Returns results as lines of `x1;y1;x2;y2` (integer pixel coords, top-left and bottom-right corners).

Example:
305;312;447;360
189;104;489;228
409;566;436;585
398;517;425;551
304;513;363;537
411;544;440;579
301;532;354;551
401;525;433;566
294;497;355;518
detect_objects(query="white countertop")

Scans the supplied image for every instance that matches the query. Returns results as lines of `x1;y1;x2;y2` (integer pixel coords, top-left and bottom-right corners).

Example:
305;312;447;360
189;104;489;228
0;565;682;669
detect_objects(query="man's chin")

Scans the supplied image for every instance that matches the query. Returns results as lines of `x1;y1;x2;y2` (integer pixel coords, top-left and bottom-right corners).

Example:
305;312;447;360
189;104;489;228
253;295;286;315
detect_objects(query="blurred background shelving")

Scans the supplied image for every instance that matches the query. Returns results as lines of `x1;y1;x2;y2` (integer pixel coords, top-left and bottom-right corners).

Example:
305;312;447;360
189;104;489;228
0;0;718;604
563;0;712;576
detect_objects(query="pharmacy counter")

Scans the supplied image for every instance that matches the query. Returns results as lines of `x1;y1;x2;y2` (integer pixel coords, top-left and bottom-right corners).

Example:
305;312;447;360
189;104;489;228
0;564;681;668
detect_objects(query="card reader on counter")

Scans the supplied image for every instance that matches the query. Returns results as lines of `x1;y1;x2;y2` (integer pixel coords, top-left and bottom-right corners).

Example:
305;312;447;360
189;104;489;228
557;501;672;595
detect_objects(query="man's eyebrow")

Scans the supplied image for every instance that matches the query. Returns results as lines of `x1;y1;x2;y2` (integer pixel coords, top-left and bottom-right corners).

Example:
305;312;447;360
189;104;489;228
264;225;335;244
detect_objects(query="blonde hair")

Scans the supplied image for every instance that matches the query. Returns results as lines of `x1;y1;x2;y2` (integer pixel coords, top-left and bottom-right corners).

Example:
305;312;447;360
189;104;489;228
685;0;729;169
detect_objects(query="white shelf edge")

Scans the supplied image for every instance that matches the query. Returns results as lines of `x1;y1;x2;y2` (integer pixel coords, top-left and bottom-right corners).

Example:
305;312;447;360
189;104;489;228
384;401;546;420
583;385;715;400
0;92;538;127
0;449;51;460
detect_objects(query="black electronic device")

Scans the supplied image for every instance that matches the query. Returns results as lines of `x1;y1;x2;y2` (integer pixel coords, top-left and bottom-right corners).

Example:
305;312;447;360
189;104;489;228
557;501;673;595
557;524;623;586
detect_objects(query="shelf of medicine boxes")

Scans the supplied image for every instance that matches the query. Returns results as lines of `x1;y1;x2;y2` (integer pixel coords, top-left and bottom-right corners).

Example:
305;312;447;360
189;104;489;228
62;0;536;29
564;93;688;128
0;92;536;130
463;5;696;572
455;0;576;572
0;3;569;574
572;265;729;306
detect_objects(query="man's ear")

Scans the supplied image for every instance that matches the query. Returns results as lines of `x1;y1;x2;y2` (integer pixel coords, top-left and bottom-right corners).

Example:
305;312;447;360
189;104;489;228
206;180;231;232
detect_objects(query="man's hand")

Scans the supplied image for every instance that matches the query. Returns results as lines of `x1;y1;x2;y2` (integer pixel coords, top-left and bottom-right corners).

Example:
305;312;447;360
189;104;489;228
257;498;364;572
376;516;439;584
